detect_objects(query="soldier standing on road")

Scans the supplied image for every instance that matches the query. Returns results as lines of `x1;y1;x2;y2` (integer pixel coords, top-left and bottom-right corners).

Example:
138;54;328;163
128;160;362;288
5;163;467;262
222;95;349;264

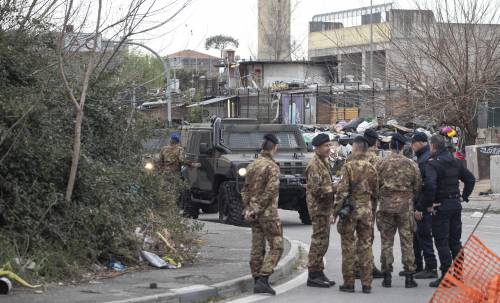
305;133;336;288
423;135;475;288
241;134;283;296
376;133;421;289
355;129;385;279
333;136;378;294
159;134;200;173
409;132;438;279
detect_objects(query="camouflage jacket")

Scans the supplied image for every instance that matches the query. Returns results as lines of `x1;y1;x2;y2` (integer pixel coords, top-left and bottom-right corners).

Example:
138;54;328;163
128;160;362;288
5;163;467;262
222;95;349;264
346;149;379;166
241;152;280;220
376;152;421;213
334;153;378;217
305;153;334;216
159;144;188;173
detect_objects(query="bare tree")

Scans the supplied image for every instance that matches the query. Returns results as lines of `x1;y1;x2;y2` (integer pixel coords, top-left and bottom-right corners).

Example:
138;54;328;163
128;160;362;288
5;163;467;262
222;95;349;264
313;0;500;142
384;0;500;144
57;0;192;203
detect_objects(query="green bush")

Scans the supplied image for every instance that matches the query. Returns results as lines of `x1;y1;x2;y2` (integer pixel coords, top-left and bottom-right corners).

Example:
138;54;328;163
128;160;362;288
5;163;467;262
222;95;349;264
0;25;201;282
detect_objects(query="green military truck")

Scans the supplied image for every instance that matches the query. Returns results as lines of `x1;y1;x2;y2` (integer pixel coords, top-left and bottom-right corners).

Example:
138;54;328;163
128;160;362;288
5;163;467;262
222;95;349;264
180;117;313;226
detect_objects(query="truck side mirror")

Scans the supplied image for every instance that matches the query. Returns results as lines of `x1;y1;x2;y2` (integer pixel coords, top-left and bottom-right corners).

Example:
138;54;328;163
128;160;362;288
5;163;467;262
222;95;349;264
307;143;314;152
199;143;211;155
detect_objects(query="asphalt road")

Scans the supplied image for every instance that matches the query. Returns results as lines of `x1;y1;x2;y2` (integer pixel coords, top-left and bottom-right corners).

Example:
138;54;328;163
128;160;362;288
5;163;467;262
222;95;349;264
200;209;500;303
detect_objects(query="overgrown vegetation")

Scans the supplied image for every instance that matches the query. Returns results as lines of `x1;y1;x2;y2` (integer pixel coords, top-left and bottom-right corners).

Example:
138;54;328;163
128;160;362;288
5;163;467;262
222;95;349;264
0;2;200;283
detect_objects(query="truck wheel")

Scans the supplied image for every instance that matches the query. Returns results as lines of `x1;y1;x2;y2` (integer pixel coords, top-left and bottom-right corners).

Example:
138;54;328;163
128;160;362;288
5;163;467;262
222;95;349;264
299;206;312;225
182;191;199;219
201;203;218;214
218;181;246;226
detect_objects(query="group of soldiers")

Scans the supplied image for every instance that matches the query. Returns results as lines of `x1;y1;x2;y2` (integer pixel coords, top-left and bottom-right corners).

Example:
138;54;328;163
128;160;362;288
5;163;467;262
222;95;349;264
241;130;475;295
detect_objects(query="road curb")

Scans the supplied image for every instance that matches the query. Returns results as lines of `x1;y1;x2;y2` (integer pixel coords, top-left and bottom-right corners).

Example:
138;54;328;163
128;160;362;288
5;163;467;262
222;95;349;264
103;236;302;303
462;207;500;214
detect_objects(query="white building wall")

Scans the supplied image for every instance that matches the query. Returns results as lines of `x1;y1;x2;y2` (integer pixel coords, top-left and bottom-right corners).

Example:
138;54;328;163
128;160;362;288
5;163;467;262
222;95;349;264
261;64;328;87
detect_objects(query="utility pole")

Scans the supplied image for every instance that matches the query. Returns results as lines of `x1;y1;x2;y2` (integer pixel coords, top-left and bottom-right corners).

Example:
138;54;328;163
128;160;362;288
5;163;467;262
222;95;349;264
369;0;374;84
124;41;171;128
369;0;375;116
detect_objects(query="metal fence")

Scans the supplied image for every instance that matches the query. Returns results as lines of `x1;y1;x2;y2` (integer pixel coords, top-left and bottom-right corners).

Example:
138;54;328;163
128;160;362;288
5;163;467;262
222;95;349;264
213;83;406;125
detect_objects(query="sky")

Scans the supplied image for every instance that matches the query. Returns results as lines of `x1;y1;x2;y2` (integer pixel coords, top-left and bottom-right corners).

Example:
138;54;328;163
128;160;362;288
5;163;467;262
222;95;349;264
128;0;414;59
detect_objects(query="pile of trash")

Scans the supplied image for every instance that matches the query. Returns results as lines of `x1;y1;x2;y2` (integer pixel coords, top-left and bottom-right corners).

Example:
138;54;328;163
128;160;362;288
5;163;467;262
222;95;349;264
300;117;464;158
132;223;183;270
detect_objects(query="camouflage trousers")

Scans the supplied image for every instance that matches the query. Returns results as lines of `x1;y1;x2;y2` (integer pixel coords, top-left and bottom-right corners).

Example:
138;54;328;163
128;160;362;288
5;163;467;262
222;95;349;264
337;207;373;286
250;219;284;277
354;208;376;271
308;215;331;272
376;211;416;273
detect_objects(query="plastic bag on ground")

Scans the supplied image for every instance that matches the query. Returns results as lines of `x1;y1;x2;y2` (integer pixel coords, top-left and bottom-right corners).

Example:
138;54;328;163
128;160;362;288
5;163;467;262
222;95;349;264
140;251;178;269
356;120;378;133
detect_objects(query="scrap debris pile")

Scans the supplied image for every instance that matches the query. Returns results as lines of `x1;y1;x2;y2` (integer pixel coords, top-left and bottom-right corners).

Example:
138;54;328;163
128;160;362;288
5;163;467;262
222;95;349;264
301;117;465;160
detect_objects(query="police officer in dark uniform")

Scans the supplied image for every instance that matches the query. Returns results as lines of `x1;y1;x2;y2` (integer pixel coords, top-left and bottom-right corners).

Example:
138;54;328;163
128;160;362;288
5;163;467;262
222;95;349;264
423;135;475;288
410;132;438;279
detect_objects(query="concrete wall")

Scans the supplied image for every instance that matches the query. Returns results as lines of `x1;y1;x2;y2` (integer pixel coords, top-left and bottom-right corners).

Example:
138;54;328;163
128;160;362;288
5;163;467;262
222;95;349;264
258;0;291;60
466;144;500;180
261;64;328;87
491;156;500;193
308;22;391;51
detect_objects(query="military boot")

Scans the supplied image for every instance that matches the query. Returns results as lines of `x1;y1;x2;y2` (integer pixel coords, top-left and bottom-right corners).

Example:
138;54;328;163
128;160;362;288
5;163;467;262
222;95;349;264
405;274;418;288
339;284;355;293
307;271;330;288
319;271;336;286
382;273;392;288
362;285;372;294
372;265;384;279
414;268;438;279
254;276;276;295
429;276;443;288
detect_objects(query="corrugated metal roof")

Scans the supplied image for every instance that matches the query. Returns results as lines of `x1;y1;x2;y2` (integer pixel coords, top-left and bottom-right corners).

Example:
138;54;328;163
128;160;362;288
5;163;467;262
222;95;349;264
186;95;237;108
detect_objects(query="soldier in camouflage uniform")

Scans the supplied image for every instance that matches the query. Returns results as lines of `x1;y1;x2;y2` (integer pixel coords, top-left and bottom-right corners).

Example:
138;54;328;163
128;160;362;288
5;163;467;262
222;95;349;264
241;134;283;296
305;133;336;288
333;136;379;294
354;129;384;279
376;133;421;289
159;134;200;173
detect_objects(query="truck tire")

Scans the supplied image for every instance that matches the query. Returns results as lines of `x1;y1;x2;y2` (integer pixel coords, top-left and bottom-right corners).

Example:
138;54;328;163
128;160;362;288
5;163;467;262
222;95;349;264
299;205;312;225
218;181;246;226
200;203;219;214
181;190;199;219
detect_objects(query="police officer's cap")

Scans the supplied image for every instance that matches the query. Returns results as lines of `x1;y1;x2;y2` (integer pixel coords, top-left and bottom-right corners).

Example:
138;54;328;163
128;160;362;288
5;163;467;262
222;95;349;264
391;133;408;145
353;135;370;145
312;133;330;147
263;133;279;145
411;132;428;143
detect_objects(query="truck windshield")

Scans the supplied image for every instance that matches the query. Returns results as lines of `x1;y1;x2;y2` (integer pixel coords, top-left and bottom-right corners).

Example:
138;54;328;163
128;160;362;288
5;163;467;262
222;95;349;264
224;132;301;150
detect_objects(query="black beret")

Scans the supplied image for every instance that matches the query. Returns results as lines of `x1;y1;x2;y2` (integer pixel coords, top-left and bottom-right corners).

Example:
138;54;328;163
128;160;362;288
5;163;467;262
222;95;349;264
353;135;370;145
263;133;279;145
364;129;379;147
312;133;330;147
364;129;379;140
412;132;428;143
391;133;408;145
